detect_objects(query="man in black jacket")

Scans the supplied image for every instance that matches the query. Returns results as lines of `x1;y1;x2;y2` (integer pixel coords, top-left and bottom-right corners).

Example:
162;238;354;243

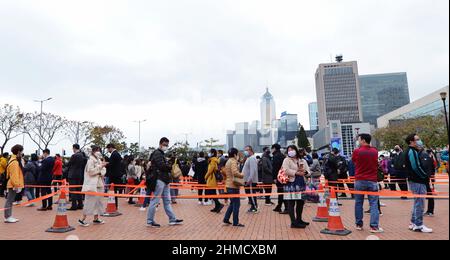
37;149;55;211
146;137;183;228
106;144;123;209
261;147;274;205
66;144;87;211
272;144;287;213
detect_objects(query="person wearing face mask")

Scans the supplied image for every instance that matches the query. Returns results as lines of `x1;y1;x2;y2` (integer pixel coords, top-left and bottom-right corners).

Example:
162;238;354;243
3;145;24;223
78;146;108;227
37;149;55;211
271;144;287;214
404;134;433;233
242;146;259;213
223;148;245;227
282;145;310;229
261;147;274;206
195;152;210;206
205;149;224;213
388;145;409;198
126;157;138;205
146;137;183;228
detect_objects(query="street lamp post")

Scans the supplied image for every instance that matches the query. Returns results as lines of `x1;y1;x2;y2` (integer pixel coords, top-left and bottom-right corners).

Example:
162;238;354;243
33;97;52;155
134;119;147;154
441;92;449;145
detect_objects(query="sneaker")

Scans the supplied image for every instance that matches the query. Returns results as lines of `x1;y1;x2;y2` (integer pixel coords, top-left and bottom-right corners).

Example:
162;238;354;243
291;223;306;229
233;224;245;228
356;225;363;231
265;202;275;206
380;202;387;207
93;219;105;225
12;202;20;206
139;207;147;212
364;210;371;214
223;220;232;225
147;223;161;228
203;201;212;206
380;212;384;217
4;217;19;223
273;206;282;212
424;212;434;217
198;201;203;205
37;208;47;212
169;219;184;226
46;207;53;211
370;227;384;233
409;223;415;230
78;219;90;227
25;203;35;207
67;207;78;211
413;225;433;233
248;208;259;214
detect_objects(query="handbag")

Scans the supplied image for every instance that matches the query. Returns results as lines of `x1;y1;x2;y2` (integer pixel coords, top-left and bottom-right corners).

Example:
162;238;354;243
277;168;289;185
188;166;195;177
171;159;183;179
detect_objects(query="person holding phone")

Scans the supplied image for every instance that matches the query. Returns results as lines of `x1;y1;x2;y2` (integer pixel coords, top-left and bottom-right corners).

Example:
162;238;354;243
282;145;310;229
78;145;108;227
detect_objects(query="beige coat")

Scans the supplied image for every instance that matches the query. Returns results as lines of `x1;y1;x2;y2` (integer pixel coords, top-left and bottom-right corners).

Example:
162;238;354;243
282;157;310;183
82;155;107;192
225;158;244;189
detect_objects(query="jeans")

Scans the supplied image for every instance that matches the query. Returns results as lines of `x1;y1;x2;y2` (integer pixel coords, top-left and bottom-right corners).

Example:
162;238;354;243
410;181;427;226
4;189;17;219
224;188;241;225
147;180;177;224
244;183;258;210
354;180;380;228
24;187;36;201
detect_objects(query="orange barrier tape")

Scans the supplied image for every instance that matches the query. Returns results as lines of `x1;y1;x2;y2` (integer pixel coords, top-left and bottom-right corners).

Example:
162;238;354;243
0;191;59;212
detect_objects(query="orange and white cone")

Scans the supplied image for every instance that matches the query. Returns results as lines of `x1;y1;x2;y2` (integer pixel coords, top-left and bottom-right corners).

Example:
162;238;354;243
46;188;75;233
102;184;122;217
320;187;352;236
313;183;329;222
135;181;146;207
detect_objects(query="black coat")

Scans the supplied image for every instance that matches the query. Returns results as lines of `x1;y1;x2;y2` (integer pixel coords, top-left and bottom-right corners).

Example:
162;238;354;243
106;150;123;179
23;161;38;185
66;151;88;180
38;156;55;185
262;154;273;184
194;159;208;184
272;151;285;181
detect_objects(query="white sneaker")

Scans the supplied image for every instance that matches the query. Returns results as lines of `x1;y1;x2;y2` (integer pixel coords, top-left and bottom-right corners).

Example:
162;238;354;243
198;201;203;205
139;207;147;212
25;203;35;207
380;202;387;207
4;217;19;223
12;202;20;206
413;225;433;233
409;223;415;230
370;227;384;233
203;201;212;206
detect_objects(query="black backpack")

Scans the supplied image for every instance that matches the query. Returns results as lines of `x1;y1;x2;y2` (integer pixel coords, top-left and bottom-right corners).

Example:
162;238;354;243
392;152;407;171
145;151;160;192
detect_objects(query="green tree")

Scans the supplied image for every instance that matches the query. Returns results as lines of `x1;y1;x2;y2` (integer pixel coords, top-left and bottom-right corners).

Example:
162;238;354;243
374;115;447;150
90;125;125;152
296;124;311;149
204;138;220;149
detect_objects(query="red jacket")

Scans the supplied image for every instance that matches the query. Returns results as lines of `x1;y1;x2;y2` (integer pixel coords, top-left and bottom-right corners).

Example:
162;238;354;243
352;145;378;182
52;158;63;176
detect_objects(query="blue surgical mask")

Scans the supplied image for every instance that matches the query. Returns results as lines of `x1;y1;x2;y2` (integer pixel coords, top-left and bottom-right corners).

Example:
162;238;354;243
416;140;424;148
244;151;250;157
208;153;212;158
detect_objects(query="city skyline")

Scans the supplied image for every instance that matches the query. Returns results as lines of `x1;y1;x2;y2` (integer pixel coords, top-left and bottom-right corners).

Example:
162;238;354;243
1;0;448;153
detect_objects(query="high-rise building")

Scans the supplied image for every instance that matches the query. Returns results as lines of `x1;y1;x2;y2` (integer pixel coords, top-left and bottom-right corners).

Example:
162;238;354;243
260;88;276;130
359;72;410;127
315;56;363;129
308;102;319;130
279;112;299;146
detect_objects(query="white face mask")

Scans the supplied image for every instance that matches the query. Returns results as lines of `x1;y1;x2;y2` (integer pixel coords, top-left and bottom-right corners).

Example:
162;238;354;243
95;152;102;158
161;146;168;152
288;151;297;158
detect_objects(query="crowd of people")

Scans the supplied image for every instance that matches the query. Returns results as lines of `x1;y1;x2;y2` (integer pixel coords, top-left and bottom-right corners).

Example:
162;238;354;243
1;134;448;234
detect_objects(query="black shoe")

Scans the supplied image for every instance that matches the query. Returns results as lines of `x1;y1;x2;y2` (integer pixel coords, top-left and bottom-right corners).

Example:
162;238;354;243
46;206;53;211
291;223;307;229
223;220;232;225
339;194;347;198
280;210;289;215
169;219;184;226
128;201;137;205
214;204;224;214
297;220;310;226
233;224;245;227
147;223;161;228
77;205;84;210
67;207;78;211
273;206;282;212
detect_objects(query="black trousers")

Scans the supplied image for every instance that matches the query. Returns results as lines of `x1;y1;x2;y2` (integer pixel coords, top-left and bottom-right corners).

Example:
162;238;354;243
109;177;122;209
0;173;6;197
37;187;53;208
287;200;305;224
276;184;287;210
244;183;258;210
68;178;83;208
388;176;409;193
205;189;221;209
263;184;273;203
426;181;435;214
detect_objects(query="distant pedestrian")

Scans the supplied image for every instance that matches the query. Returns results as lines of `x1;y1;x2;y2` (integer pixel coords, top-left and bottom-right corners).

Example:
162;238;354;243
242;146;259;213
23;154;39;207
223;148;245;227
205;149;224;213
37;149;55;211
3;145;24;223
272;144;287;214
66;144;88;211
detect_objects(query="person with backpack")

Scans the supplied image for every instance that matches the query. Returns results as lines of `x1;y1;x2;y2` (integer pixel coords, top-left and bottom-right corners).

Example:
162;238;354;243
404;134;433;233
23;154;39;207
261;147;274;206
272;144;287;214
66;144;88;211
146;137;183;228
205;149;224;213
420;149;436;217
310;153;322;188
389;145;409;199
194;152;209;206
4;145;24;223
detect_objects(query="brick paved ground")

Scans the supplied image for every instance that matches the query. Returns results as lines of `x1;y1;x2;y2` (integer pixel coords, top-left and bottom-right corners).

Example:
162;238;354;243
0;184;448;240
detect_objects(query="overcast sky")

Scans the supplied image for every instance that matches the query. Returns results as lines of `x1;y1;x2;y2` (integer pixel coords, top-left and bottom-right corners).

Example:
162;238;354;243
1;0;449;154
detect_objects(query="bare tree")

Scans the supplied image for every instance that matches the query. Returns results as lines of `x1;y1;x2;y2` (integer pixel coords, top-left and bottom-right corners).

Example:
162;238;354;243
23;112;67;151
0;104;24;154
64;120;94;149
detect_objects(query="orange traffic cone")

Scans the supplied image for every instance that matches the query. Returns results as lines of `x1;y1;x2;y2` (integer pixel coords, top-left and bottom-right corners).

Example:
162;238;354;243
320;187;352;236
46;188;75;233
103;184;122;217
135;181;146;207
313;183;329;223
